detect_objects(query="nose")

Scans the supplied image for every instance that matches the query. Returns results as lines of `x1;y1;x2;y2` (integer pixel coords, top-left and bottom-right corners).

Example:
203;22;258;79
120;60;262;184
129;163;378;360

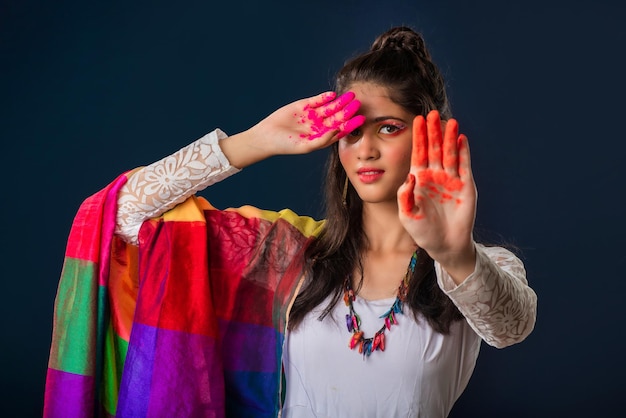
356;132;380;161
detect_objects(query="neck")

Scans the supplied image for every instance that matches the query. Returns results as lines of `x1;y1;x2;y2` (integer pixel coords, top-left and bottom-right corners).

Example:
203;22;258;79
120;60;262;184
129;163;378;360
361;201;416;254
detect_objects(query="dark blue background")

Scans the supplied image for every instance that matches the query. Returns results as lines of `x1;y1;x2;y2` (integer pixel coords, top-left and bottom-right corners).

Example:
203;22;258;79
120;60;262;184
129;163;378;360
2;0;624;416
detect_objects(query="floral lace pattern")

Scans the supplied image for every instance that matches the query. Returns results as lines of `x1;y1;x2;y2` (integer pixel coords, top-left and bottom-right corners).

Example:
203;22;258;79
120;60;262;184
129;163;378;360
116;129;240;244
436;244;537;348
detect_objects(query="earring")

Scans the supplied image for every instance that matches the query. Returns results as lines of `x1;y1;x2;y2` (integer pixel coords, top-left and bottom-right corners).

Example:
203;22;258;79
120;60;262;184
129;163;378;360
342;176;349;206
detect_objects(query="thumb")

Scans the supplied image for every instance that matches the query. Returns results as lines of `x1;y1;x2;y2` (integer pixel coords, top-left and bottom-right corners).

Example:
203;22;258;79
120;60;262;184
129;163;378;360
398;173;417;215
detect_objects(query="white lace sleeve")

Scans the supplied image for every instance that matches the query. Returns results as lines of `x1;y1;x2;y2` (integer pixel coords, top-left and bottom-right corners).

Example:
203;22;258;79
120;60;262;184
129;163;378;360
115;129;240;244
436;244;537;348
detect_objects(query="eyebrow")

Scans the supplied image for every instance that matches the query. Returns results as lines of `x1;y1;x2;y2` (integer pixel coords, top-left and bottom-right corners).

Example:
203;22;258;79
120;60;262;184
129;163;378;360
372;116;409;123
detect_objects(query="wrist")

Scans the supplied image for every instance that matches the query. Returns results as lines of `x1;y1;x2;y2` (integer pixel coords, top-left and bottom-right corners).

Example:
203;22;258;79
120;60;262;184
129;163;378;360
430;242;477;285
219;128;271;169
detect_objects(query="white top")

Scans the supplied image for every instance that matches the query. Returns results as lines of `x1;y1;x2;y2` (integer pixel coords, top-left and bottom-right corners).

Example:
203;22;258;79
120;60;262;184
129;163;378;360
283;295;481;418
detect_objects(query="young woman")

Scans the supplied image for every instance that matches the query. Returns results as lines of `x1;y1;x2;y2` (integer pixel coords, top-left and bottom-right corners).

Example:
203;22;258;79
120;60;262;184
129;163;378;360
45;26;536;418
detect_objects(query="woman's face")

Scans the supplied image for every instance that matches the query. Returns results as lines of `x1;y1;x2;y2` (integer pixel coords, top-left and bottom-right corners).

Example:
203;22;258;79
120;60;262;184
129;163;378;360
338;82;415;206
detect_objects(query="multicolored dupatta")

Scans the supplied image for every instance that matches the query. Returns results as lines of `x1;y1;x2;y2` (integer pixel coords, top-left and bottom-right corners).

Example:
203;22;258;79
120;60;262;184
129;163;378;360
44;175;324;417
44;174;130;417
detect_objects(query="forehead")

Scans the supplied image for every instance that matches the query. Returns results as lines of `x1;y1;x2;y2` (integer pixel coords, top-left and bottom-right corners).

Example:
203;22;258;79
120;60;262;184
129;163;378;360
349;82;413;119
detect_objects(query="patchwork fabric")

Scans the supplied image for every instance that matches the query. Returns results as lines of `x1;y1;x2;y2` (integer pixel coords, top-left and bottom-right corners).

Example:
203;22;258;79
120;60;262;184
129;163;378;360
44;176;323;417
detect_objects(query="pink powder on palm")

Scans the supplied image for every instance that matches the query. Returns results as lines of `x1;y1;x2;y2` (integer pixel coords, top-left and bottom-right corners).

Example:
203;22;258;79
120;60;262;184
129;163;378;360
297;92;362;140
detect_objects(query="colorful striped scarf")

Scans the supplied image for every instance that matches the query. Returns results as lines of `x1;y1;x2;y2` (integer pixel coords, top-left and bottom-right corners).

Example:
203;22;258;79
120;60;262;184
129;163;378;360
44;175;324;417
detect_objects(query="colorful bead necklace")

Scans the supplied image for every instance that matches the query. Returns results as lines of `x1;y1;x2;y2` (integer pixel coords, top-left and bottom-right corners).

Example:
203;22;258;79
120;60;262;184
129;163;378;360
343;250;418;358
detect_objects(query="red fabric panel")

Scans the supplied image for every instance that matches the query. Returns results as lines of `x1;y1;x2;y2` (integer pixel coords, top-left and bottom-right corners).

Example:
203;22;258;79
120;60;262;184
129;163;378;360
135;219;219;338
65;175;127;262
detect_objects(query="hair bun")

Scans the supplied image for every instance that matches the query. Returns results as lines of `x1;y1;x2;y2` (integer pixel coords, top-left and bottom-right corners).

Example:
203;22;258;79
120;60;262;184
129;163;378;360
370;26;429;58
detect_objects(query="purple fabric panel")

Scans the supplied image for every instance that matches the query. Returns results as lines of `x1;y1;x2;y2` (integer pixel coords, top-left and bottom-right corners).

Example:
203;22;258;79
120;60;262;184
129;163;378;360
116;323;155;417
43;368;94;418
117;323;225;418
218;319;279;373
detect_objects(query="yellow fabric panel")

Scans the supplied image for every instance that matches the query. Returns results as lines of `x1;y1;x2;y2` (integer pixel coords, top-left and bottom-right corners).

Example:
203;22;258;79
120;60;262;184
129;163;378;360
161;196;210;223
158;195;325;238
226;205;326;238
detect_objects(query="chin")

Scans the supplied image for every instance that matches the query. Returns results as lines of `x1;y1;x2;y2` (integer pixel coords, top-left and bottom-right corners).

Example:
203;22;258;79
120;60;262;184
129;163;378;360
354;184;402;205
356;192;398;206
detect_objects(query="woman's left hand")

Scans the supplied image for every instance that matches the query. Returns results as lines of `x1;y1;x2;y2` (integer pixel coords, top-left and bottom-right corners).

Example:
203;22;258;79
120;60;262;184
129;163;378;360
397;110;477;280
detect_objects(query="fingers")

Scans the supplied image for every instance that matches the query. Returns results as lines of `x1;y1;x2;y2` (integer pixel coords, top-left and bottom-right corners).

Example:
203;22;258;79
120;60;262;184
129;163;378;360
399;173;417;214
336;115;366;139
307;91;337;109
411;115;428;169
338;99;361;120
457;134;471;179
411;111;445;170
413;110;464;177
442;118;459;175
332;98;362;138
398;173;425;220
311;92;362;140
299;91;361;141
426;111;443;169
313;91;356;116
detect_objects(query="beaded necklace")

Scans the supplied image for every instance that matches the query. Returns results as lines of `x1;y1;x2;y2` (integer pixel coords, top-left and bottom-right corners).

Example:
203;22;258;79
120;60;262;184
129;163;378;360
343;250;418;358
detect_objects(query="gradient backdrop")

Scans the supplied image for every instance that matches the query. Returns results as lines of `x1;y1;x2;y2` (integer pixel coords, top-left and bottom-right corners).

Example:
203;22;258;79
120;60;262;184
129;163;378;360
1;0;624;416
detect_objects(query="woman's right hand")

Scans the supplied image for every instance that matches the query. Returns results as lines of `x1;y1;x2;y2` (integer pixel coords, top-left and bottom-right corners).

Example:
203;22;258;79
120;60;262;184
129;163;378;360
220;92;365;168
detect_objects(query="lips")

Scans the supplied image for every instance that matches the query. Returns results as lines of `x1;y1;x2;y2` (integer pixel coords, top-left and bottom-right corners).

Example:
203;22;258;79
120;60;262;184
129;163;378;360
357;168;384;183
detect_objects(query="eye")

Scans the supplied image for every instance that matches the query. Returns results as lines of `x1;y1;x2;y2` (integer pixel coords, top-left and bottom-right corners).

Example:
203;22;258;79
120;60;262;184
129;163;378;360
345;128;363;140
379;123;405;135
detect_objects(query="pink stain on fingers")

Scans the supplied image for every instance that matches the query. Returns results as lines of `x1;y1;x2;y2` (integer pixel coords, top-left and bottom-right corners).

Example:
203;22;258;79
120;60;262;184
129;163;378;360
339;99;361;120
337;114;366;139
300;93;362;140
321;91;356;116
307;91;338;109
305;91;355;116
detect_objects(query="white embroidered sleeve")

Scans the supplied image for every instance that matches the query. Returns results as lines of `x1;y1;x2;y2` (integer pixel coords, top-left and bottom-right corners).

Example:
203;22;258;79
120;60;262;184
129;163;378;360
436;244;537;348
115;129;240;244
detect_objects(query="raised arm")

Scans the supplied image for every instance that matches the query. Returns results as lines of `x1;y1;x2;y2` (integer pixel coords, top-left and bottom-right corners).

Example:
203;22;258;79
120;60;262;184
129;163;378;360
116;91;365;243
397;111;537;347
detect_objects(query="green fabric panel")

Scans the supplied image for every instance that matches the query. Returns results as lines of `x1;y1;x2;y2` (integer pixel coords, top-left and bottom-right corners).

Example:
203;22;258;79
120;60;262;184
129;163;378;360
95;284;107;411
49;257;98;375
102;321;129;415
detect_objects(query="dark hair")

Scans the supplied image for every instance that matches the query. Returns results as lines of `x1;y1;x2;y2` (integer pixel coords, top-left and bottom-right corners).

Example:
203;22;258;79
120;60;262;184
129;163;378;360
288;26;463;333
337;26;451;120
